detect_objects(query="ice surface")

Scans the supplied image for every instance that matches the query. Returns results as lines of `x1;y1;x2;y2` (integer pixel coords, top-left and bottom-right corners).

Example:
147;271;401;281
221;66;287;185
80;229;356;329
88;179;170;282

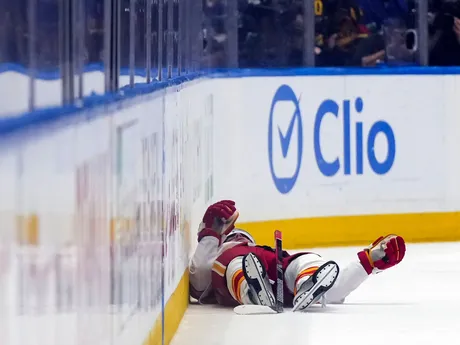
172;242;460;345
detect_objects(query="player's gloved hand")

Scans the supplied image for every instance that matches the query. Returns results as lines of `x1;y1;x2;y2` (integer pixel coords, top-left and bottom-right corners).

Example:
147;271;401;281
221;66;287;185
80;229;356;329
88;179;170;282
198;200;239;242
358;234;406;275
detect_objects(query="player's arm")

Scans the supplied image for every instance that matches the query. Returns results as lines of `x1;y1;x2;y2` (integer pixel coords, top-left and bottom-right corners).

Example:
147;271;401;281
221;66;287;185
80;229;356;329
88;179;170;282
189;229;221;299
189;200;239;300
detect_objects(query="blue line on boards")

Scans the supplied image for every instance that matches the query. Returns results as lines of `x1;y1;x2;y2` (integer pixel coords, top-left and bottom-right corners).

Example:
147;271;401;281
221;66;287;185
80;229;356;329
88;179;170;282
210;66;460;78
0;72;203;136
1;64;459;137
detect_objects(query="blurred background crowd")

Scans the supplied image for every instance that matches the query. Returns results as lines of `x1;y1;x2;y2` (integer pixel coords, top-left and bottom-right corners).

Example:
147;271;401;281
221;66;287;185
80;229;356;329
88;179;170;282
235;0;460;67
0;0;459;76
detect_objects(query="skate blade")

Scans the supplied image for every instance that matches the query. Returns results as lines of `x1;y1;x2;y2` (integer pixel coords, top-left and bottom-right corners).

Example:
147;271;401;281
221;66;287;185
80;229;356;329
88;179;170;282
243;253;275;307
292;261;339;312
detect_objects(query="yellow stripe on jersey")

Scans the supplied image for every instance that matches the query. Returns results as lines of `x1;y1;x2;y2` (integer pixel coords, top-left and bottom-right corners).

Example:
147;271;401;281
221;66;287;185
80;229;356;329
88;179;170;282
294;266;319;294
231;269;245;303
212;261;226;277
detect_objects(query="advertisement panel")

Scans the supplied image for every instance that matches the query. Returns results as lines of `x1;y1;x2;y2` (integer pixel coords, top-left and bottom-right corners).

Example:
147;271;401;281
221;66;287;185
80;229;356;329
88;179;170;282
225;76;448;222
208;75;460;247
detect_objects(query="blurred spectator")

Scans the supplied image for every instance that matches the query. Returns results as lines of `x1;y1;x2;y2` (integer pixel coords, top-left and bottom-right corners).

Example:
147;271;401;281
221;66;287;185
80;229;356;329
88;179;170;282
236;0;392;67
316;1;386;67
429;0;460;66
237;0;284;67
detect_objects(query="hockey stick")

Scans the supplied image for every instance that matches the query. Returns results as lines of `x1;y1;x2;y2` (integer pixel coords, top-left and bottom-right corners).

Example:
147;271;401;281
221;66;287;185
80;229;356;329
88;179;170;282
274;229;284;312
234;230;284;315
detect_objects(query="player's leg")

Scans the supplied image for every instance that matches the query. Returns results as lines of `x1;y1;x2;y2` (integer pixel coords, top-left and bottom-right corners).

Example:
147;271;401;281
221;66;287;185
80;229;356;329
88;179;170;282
284;253;339;311
211;245;275;306
242;253;276;307
323;260;368;304
324;234;406;304
221;255;253;304
217;253;275;306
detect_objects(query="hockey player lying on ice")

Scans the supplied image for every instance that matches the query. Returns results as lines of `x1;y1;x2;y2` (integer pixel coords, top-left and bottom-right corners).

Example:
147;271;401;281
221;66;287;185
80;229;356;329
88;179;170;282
189;200;406;312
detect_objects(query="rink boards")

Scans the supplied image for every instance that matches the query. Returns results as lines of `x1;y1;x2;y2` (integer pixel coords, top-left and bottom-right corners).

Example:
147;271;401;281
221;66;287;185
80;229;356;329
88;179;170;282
211;71;460;247
1;67;460;345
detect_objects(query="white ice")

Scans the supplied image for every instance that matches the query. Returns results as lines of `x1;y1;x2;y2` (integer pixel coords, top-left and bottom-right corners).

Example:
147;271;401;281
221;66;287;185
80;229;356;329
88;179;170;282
172;242;460;345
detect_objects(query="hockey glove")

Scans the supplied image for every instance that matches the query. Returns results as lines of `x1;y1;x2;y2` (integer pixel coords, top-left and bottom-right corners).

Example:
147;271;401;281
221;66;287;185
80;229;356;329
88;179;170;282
358;234;406;275
198;200;239;242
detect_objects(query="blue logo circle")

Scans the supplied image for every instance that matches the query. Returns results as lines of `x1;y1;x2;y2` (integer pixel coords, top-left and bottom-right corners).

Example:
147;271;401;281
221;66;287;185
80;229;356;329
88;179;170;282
268;85;303;194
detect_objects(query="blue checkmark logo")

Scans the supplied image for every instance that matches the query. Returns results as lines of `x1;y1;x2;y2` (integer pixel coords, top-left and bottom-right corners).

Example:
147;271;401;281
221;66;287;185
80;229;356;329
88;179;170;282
268;85;303;194
278;111;299;158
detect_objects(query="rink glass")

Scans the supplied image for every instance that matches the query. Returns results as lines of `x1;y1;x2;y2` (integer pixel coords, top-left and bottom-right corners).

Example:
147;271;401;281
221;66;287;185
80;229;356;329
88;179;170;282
0;0;432;115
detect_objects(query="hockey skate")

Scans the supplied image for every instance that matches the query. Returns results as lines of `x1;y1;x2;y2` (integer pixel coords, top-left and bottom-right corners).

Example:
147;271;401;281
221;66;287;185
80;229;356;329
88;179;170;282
242;253;276;307
292;261;339;312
